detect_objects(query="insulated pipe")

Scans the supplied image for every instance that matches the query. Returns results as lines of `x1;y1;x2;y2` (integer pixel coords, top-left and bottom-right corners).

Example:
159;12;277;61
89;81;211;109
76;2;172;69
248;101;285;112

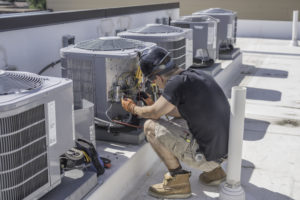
291;10;299;46
219;86;246;200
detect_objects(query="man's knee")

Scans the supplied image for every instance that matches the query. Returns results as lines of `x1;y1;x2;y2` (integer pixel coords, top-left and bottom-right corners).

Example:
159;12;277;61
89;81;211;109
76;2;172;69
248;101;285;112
144;119;156;138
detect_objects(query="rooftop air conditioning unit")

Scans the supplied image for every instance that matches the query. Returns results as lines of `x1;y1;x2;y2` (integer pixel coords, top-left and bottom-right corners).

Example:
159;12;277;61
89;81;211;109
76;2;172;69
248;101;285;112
171;15;219;66
61;37;156;144
0;70;74;200
193;8;237;53
118;24;193;69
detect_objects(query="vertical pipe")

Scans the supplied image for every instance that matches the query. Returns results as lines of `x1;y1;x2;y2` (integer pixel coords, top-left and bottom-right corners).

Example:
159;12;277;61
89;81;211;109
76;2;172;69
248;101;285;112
226;86;246;186
219;86;246;200
291;10;299;46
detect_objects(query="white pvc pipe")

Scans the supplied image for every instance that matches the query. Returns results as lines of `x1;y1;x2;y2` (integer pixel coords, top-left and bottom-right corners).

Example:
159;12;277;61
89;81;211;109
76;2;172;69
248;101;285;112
291;10;299;46
226;86;246;186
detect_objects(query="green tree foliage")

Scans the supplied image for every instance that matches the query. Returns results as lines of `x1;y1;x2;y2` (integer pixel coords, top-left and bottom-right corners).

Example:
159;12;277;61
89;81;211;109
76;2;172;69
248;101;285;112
27;0;46;10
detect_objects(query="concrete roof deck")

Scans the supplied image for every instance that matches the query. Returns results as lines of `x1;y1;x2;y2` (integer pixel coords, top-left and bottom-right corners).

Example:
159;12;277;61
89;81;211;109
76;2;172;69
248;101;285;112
121;37;300;200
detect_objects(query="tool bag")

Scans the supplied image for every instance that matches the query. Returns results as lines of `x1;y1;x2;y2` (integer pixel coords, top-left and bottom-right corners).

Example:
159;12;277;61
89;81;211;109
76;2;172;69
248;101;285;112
75;138;105;176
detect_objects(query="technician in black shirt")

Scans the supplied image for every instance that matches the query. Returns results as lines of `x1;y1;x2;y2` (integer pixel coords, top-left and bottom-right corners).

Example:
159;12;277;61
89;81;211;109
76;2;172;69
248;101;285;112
121;47;230;199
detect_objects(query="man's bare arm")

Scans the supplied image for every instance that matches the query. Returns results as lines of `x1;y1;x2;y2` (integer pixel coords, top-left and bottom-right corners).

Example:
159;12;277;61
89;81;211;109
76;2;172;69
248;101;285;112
166;107;181;118
134;96;175;119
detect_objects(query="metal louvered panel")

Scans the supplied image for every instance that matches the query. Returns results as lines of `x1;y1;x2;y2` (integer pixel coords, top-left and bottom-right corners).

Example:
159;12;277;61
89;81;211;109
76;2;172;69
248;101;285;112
66;58;96;110
0;105;45;135
172;23;190;29
233;16;237;44
23;169;48;198
0;154;47;190
0;122;45;154
170;46;186;58
0;137;47;171
174;55;186;69
157;39;186;68
158;39;185;50
171;15;219;64
0;169;48;200
0;105;48;200
118;24;193;69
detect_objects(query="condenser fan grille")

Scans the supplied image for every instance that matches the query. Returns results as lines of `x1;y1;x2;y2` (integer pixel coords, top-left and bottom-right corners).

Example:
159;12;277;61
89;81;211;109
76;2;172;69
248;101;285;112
200;8;234;14
0;70;44;95
75;37;148;51
130;24;183;34
180;15;217;23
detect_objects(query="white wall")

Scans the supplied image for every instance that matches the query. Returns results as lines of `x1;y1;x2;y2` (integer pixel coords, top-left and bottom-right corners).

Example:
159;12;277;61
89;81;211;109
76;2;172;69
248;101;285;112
47;0;300;22
237;19;300;40
2;11;299;78
0;8;179;77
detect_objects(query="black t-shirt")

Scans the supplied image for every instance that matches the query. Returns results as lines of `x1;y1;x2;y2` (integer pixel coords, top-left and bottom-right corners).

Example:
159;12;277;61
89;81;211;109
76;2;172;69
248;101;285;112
162;68;230;161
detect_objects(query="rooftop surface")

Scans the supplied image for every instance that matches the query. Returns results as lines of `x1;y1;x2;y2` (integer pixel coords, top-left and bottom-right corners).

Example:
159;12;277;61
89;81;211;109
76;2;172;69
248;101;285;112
119;37;300;200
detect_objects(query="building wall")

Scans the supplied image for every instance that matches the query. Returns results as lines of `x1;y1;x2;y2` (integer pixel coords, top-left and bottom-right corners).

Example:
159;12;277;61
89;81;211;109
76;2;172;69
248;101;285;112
0;7;179;77
46;0;300;21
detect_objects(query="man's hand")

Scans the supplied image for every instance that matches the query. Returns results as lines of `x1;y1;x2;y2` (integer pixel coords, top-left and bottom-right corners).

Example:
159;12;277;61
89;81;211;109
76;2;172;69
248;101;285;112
121;98;136;114
136;91;154;106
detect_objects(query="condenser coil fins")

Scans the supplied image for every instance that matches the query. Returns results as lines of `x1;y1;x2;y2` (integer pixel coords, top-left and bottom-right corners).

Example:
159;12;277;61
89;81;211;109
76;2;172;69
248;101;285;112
0;70;74;200
118;24;193;69
193;8;237;52
61;37;156;120
171;15;219;66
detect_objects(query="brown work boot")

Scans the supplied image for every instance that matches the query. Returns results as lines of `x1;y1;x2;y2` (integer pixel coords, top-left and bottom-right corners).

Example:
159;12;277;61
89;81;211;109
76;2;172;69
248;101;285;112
199;167;226;186
148;172;192;199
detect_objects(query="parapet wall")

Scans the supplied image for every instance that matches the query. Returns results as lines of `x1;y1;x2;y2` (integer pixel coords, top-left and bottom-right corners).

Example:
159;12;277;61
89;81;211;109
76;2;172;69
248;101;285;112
0;3;179;76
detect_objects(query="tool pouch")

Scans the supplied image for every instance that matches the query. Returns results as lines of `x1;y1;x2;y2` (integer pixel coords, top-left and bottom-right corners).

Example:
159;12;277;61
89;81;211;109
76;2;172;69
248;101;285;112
75;138;105;176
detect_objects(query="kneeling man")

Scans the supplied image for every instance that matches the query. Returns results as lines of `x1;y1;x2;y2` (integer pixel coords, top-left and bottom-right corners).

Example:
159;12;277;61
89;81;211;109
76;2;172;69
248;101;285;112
122;47;230;199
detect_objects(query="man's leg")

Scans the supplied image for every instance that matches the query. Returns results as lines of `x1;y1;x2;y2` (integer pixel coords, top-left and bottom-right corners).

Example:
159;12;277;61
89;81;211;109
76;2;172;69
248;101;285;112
144;119;226;187
143;119;191;199
144;119;181;171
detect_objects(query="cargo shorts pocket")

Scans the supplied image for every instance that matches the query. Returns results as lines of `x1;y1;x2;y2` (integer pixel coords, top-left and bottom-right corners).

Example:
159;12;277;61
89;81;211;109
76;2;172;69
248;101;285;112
172;138;191;160
171;130;195;161
180;139;197;162
154;122;177;151
154;121;190;159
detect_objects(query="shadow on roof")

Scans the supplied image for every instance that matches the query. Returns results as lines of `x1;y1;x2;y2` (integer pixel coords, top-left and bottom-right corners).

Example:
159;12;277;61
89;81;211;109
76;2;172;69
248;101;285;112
240;65;288;79
244;118;270;141
241;159;294;200
245;87;282;101
242;50;300;58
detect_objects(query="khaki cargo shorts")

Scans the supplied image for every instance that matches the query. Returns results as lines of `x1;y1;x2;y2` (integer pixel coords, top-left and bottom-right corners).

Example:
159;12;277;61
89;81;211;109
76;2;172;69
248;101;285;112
154;118;220;172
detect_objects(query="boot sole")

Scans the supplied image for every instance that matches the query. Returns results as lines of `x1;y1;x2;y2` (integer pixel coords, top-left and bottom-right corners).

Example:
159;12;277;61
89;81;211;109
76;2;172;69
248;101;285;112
148;190;192;199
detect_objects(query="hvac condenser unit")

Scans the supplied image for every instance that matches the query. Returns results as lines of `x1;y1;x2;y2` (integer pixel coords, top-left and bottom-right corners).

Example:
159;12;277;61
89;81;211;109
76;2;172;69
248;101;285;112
193;8;237;52
0;70;75;200
118;24;193;69
61;37;156;143
171;15;219;66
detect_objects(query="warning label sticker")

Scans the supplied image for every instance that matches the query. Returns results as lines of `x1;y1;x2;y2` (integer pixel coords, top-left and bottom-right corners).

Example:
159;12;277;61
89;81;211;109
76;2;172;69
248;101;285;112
48;101;57;146
208;26;214;45
227;24;233;39
72;107;75;141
